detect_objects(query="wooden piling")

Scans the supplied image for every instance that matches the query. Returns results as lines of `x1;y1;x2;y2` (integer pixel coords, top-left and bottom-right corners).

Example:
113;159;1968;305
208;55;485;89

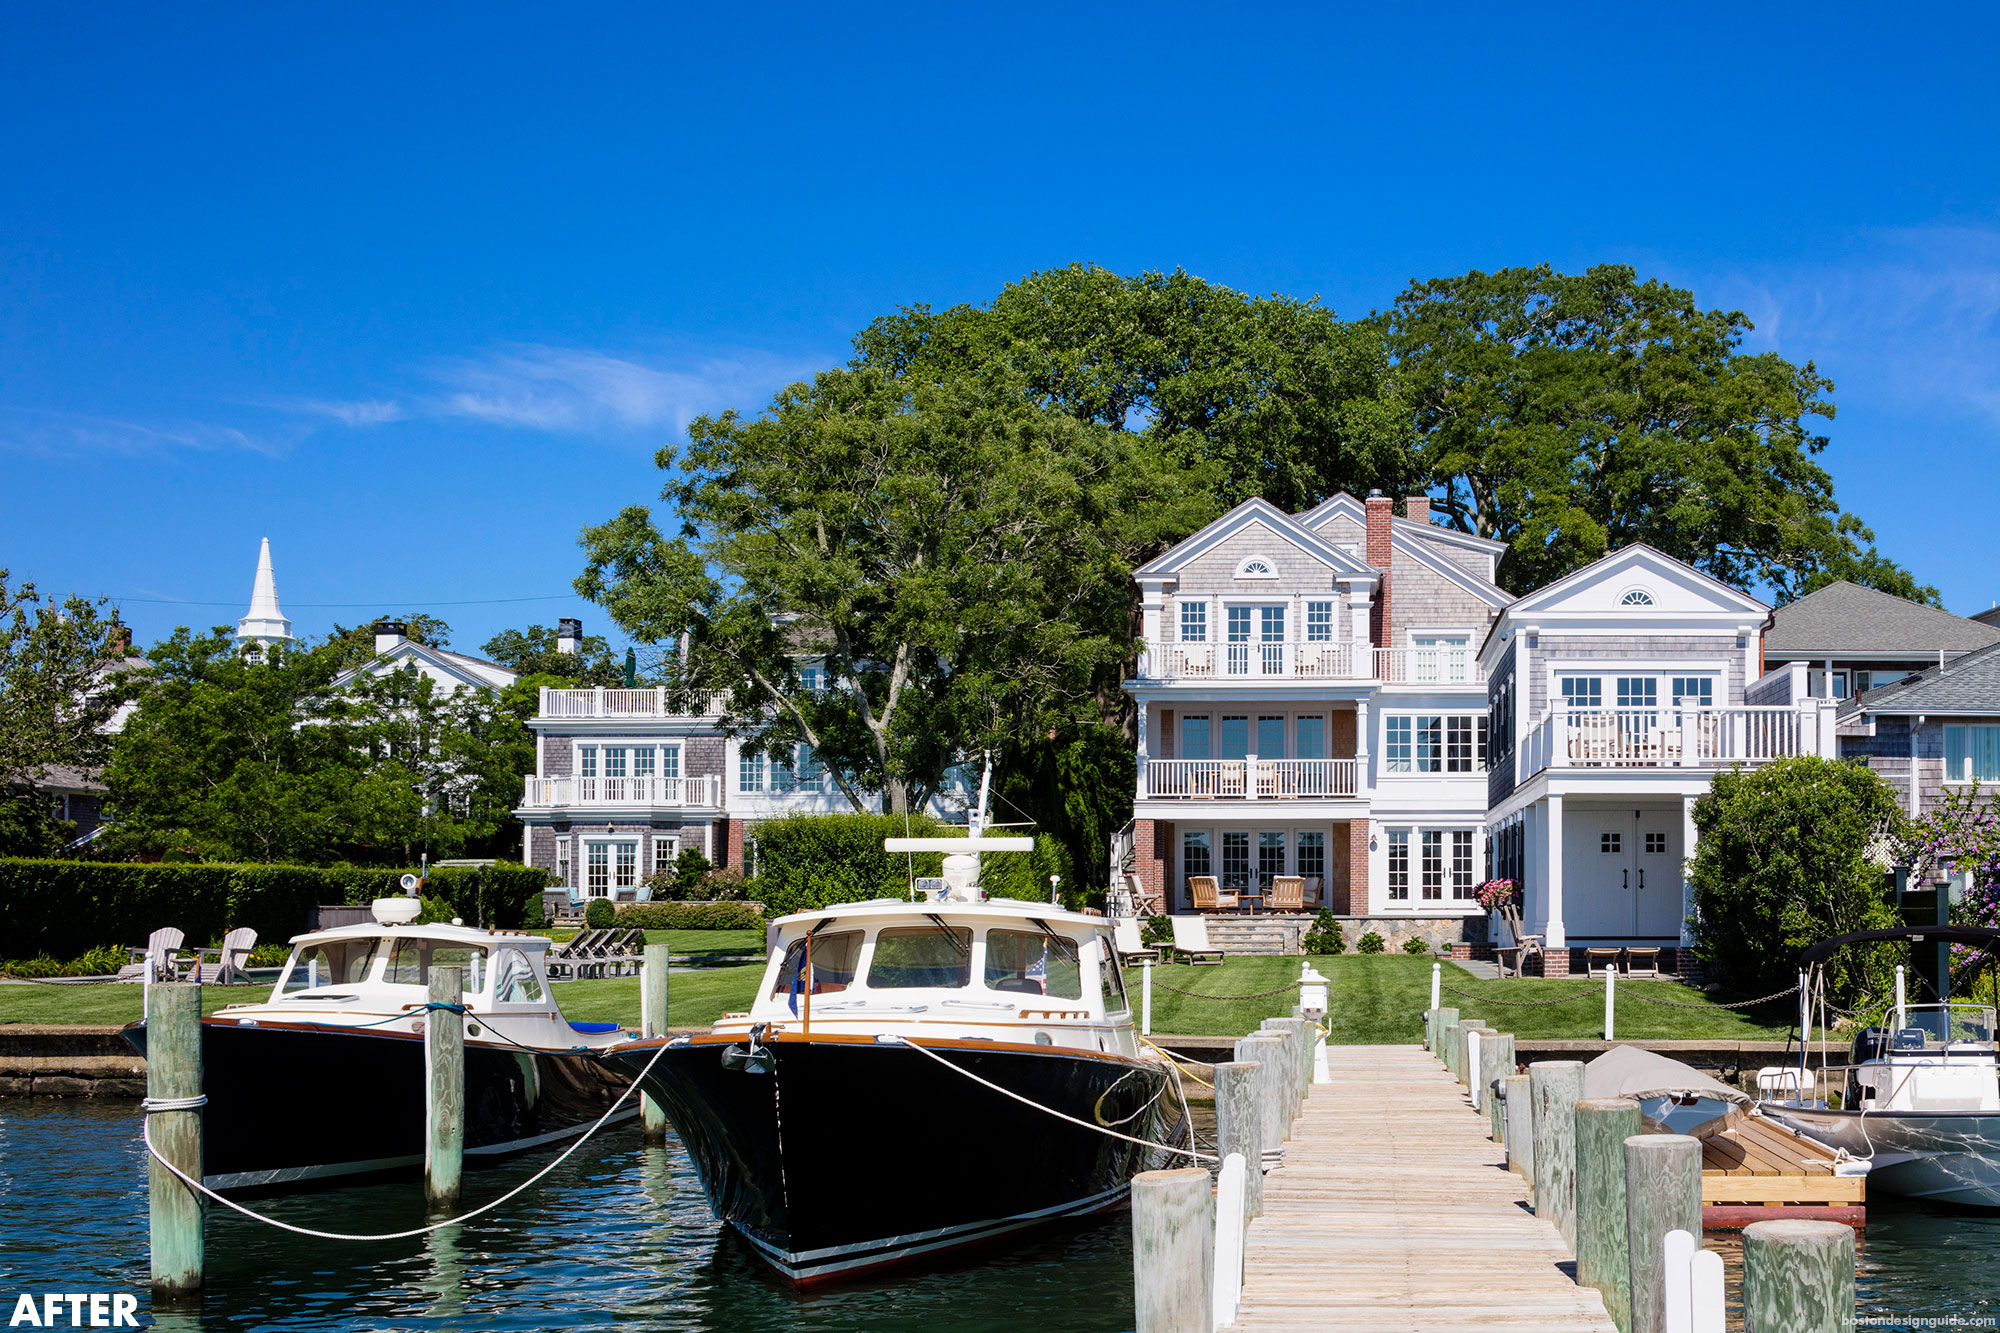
425;967;465;1208
1530;1059;1586;1253
1480;1033;1515;1140
1259;1019;1305;1123
146;982;204;1300
1236;1034;1289;1155
1440;1017;1463;1078
1431;1006;1458;1058
1502;1073;1534;1184
640;944;670;1142
1214;1061;1265;1219
1423;1007;1436;1053
1131;1167;1215;1333
1624;1134;1702;1333
1575;1098;1641;1332
1741;1220;1854;1333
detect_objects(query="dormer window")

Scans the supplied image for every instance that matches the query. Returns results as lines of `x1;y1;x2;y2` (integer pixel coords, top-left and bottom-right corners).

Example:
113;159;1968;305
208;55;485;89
1235;556;1278;580
1619;588;1655;607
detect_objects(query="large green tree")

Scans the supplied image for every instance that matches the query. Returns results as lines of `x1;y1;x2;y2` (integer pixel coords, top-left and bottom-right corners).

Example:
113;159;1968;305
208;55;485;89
854;263;1417;512
481;623;627;686
576;367;1211;815
1382;263;1924;598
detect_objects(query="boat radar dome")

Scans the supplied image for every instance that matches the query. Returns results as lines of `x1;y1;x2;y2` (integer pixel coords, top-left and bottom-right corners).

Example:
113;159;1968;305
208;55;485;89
372;897;422;926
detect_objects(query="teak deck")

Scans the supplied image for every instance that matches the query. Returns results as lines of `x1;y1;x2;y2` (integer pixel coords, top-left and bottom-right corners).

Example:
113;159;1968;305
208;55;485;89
1231;1044;1616;1332
1694;1107;1864;1224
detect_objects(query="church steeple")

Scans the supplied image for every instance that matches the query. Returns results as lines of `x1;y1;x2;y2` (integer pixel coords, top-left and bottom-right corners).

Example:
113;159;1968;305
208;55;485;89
236;537;293;652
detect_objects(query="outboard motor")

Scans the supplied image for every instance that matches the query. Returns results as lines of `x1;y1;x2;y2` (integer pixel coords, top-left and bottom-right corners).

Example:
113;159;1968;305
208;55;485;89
1851;1027;1889;1065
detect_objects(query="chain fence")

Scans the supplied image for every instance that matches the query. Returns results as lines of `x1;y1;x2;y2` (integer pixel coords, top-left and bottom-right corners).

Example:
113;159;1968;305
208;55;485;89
1436;979;1801;1011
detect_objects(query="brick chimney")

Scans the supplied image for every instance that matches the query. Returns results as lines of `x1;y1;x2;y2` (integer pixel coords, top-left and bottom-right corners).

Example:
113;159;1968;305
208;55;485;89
1404;495;1431;527
1365;490;1394;648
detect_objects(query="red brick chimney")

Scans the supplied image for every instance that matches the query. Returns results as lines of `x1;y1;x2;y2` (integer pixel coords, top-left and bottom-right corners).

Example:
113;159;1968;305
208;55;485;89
1365;491;1394;648
1404;495;1431;527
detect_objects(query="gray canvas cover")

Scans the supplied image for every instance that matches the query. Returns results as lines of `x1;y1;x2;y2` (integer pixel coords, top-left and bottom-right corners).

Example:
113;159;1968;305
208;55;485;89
1583;1044;1750;1106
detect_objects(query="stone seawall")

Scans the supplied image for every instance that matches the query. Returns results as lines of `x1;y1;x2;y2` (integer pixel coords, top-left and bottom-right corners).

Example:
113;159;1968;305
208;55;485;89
0;1025;146;1097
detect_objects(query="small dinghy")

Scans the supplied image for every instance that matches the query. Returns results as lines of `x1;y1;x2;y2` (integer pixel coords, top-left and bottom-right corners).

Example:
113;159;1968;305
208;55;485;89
599;838;1195;1286
122;898;634;1192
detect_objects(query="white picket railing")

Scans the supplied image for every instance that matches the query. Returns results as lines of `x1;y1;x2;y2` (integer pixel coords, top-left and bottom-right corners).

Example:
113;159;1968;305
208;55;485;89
1518;705;1832;778
520;774;723;808
537;686;725;718
1373;646;1482;685
1144;757;1358;800
1148;641;1485;684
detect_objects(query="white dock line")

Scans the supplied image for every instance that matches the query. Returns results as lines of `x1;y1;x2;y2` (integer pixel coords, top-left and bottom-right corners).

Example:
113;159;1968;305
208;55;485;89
138;1039;670;1241
878;1034;1215;1163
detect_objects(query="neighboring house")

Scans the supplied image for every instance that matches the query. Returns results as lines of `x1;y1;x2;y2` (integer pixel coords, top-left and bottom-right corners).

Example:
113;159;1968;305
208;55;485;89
329;621;519;695
1121;491;1512;939
1480;545;1841;975
1760;580;2000;701
1971;606;2000;631
40;628;148;846
1837;640;2000;823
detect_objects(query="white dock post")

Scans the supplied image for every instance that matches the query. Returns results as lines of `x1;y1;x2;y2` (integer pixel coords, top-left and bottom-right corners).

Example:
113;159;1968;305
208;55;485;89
1604;965;1616;1042
1430;960;1441;1010
1212;1152;1247;1329
1143;959;1153;1037
640;943;670;1141
1131;1167;1214;1333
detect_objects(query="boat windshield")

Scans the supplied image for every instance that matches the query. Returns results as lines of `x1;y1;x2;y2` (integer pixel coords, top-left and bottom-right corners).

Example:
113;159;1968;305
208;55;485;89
984;929;1082;999
278;939;377;994
1894;1004;1997;1049
489;948;544;1004
1097;936;1128;1015
867;926;972;989
380;938;489;995
769;931;865;1002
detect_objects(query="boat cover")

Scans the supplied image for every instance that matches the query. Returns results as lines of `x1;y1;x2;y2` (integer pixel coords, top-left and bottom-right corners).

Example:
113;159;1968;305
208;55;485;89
1583;1045;1749;1106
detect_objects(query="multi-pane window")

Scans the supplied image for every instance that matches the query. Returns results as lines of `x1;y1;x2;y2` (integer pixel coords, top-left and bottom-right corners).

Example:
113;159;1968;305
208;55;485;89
615;842;637;890
1220;716;1250;761
1226;607;1252;674
1257;716;1285;758
1297;831;1325;883
1306;601;1336;641
1452;831;1475;899
653;837;678;874
1258;831;1286;886
796;745;824;787
1259;607;1285;672
1945;725;2000;783
578;746;599;779
556;840;570;889
1296;715;1325;760
1412;635;1471;683
1445;717;1475;772
604;746;628;779
1386;715;1486;773
1385;717;1412;772
586;842;610;897
1644;832;1667;854
1601;832;1622;854
1182;831;1212;880
1617;677;1658;709
1180;601;1208;644
1182;716;1211;760
738;750;765;792
1387;831;1410;901
1415;715;1443;771
1221;830;1251;891
799;664;822;693
1561;677;1603;709
1420;830;1445;901
1670;677;1714;708
660;745;682;779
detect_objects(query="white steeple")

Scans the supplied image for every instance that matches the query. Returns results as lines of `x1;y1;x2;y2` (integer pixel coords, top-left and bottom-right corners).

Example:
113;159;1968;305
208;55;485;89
236;537;293;651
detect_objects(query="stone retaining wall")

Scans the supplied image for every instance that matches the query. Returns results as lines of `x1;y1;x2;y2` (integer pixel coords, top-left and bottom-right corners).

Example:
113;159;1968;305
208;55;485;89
0;1025;145;1097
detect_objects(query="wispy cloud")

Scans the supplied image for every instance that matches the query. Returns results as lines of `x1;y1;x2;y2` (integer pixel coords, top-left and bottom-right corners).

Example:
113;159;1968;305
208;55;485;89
284;397;408;427
421;344;818;435
0;407;285;458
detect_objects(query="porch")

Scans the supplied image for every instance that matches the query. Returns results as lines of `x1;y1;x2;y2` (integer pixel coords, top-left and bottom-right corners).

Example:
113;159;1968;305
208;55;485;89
520;774;724;812
1517;703;1837;780
1142;641;1486;685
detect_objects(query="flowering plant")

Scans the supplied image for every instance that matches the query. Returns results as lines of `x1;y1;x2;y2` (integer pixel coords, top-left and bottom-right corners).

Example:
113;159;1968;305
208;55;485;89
1475;879;1520;912
1903;784;2000;975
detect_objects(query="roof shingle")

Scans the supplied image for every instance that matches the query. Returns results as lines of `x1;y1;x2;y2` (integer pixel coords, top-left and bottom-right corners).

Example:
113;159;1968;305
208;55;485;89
1765;581;2000;656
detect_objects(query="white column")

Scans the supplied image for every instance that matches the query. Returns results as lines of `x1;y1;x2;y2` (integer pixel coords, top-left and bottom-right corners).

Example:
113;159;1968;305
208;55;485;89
1140;588;1163;678
1681;794;1699;947
1544;794;1566;949
1136;700;1151;799
1349;585;1372;676
1354;699;1371;796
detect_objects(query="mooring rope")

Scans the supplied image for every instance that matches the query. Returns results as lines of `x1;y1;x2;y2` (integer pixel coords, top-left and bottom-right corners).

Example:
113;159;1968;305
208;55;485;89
1138;1035;1215;1089
878;1034;1216;1163
139;1038;670;1241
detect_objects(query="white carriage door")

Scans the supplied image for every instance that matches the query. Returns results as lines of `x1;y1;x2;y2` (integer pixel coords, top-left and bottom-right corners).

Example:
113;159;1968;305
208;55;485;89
1633;811;1682;938
1562;811;1631;937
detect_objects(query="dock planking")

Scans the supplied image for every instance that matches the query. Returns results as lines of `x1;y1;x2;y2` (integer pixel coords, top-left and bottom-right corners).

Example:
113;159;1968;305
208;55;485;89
1230;1044;1617;1333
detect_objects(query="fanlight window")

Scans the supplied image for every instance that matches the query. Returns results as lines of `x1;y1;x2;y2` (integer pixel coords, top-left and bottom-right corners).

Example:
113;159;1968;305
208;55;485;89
1235;556;1277;579
1619;588;1655;606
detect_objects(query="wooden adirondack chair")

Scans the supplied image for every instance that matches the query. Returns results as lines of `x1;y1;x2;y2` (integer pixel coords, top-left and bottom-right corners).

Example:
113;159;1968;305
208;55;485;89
1493;901;1544;978
1188;875;1237;914
116;927;187;983
1267;876;1305;914
190;927;257;985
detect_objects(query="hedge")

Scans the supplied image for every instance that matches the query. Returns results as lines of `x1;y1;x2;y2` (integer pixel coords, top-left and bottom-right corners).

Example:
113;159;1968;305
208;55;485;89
614;901;765;931
753;813;1080;916
0;858;553;959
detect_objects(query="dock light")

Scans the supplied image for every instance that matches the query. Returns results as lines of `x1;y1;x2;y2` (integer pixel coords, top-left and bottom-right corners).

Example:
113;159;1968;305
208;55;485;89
1298;962;1330;1023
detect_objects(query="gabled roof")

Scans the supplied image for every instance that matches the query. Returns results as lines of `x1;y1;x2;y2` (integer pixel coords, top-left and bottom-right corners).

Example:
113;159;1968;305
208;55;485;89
1133;497;1378;581
1765;581;2000;657
1973;606;2000;630
1295;492;1509;556
331;640;518;693
1389;526;1514;610
1497;543;1769;619
1843;640;2000;717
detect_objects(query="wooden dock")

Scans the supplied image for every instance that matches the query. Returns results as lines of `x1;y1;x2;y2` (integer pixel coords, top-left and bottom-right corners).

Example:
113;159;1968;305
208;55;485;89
1230;1044;1617;1332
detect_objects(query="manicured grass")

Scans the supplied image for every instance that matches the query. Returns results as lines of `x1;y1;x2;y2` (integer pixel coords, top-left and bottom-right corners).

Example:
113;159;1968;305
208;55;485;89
1325;955;1801;1045
0;983;248;1026
552;964;766;1029
545;928;763;955
1137;956;1315;1037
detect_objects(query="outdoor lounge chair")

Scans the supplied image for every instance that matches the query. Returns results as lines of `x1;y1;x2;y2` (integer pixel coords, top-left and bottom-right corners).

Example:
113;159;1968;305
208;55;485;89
1113;918;1158;966
1169;915;1225;965
1624;946;1662;977
190;927;257;985
1493;903;1544;979
116;927;188;983
1267;876;1305;914
1584;946;1621;975
1188;875;1238;914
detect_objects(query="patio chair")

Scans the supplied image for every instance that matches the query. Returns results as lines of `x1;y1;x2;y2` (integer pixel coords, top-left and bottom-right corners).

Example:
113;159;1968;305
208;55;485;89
1253;761;1282;799
116;927;188;983
1187;875;1238;914
1113;918;1158;966
1169;915;1225;965
1217;762;1248;798
190;927;258;985
1302;875;1323;910
1624;946;1661;977
1584;946;1621;975
540;890;570;921
1267;876;1305;914
1176;645;1214;677
1492;903;1544;979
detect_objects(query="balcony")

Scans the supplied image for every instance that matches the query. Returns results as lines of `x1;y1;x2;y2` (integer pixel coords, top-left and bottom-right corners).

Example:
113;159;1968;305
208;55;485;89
537;686;726;718
1144;758;1358;800
1518;706;1833;780
520;774;724;810
1145;642;1484;685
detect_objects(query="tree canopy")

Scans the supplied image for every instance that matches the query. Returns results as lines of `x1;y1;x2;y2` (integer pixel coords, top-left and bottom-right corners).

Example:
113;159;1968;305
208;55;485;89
481;623;627;686
576;366;1210;815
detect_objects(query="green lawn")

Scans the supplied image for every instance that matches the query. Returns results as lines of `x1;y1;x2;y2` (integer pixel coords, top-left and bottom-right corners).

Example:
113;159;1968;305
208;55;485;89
546;928;763;956
0;984;247;1026
1138;956;1313;1037
552;964;766;1029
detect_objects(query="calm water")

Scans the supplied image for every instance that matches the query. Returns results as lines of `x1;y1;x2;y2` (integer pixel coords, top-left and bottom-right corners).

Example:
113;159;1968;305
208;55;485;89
4;1101;1999;1331
0;1099;1137;1331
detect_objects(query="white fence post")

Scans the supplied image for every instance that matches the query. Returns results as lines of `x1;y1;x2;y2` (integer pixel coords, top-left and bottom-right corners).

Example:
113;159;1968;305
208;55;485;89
1661;1228;1725;1333
1143;961;1153;1037
1604;965;1616;1042
1430;961;1441;1011
1213;1152;1247;1328
1690;1249;1725;1333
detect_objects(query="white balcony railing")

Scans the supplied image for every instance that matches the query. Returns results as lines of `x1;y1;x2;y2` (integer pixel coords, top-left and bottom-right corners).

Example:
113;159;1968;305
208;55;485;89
521;774;724;808
538;686;726;718
1148;642;1484;685
1144;757;1359;800
1517;706;1833;779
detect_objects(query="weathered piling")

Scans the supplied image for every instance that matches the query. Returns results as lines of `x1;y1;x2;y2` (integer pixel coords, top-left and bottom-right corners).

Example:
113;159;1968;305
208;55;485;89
1431;1005;1458;1057
1260;1019;1306;1122
1422;1007;1436;1053
425;967;465;1208
146;982;204;1300
1213;1061;1265;1218
640;943;670;1142
1236;1033;1288;1157
1624;1134;1702;1333
1575;1098;1641;1332
1741;1220;1855;1333
1440;1016;1463;1077
1457;1019;1490;1090
1502;1073;1534;1185
1479;1033;1515;1139
1131;1167;1214;1333
1530;1059;1586;1253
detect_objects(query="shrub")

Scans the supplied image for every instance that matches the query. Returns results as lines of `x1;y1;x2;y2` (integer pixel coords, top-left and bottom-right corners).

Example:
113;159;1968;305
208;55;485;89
1303;910;1344;954
701;867;752;902
0;944;129;979
1356;931;1386;955
1689;755;1906;1002
523;896;547;930
753;812;948;917
614;901;765;931
1141;914;1173;946
584;898;616;929
1401;936;1431;955
977;833;1079;908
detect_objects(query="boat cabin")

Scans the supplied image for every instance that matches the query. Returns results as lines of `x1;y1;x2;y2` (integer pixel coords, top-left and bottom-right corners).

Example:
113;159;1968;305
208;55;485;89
1845;1003;2000;1114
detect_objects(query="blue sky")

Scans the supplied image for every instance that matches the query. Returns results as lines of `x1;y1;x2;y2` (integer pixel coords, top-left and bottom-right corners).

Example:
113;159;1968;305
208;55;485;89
6;4;2000;655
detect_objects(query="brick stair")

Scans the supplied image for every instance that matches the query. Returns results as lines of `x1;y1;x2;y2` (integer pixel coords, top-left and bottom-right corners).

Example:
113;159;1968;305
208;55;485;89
1199;914;1308;955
